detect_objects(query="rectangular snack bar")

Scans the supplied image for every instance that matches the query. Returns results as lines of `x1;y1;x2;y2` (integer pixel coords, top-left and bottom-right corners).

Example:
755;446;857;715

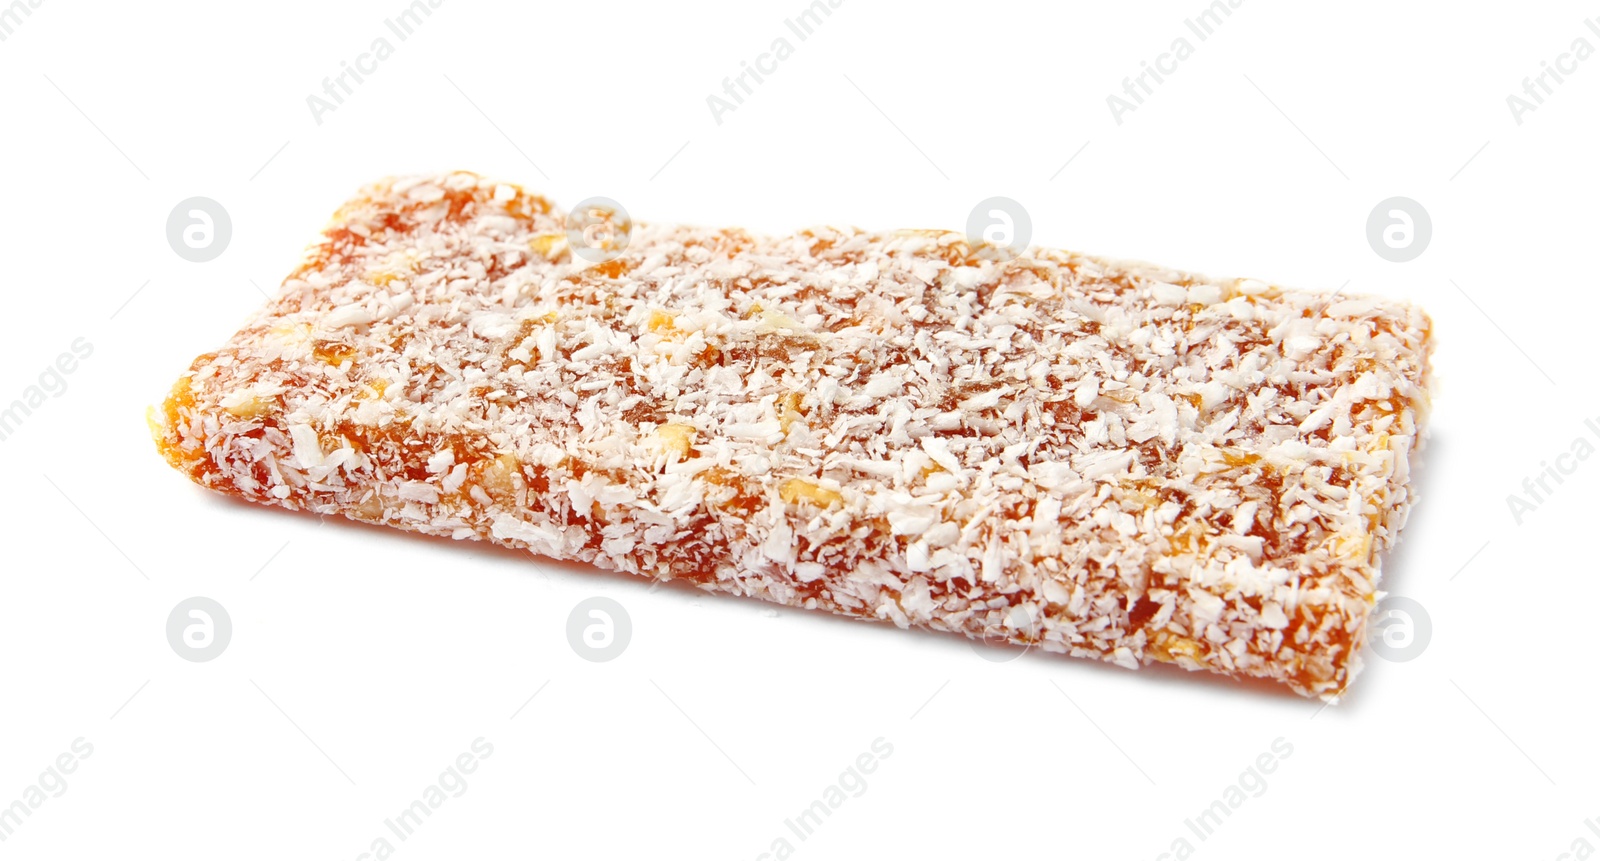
152;172;1432;699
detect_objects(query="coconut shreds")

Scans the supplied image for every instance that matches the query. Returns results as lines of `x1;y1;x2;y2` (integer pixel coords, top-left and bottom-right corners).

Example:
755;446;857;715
151;172;1433;700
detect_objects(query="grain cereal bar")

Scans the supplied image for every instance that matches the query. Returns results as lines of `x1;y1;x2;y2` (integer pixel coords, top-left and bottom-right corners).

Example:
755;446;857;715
151;172;1434;699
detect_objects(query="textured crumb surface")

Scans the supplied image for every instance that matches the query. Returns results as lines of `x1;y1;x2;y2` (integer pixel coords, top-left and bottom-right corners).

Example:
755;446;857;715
151;172;1433;699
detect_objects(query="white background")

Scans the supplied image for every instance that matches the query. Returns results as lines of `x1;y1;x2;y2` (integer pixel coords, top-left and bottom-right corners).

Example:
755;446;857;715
1;0;1595;858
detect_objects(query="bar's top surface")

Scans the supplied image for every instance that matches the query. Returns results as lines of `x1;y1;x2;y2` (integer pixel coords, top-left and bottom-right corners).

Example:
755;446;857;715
154;171;1433;698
